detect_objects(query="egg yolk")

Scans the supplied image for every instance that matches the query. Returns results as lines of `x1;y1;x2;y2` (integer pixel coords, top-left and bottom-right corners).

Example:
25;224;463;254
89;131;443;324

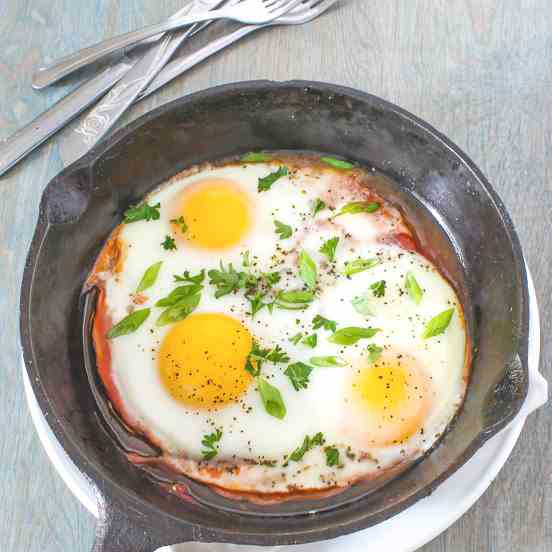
174;179;252;250
351;356;430;447
158;313;253;409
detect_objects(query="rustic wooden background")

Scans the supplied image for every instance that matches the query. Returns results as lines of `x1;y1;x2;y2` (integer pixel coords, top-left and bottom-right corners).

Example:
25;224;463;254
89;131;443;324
0;0;550;550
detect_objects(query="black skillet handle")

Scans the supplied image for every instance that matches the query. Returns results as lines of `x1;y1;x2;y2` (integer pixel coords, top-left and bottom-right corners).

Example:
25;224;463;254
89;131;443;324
92;495;169;552
481;353;529;439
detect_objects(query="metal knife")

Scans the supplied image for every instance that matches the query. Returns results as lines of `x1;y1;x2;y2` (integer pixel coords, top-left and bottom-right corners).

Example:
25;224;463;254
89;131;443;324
59;0;229;167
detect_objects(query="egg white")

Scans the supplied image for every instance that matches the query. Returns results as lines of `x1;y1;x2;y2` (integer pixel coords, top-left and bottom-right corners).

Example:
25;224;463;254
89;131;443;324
98;161;467;493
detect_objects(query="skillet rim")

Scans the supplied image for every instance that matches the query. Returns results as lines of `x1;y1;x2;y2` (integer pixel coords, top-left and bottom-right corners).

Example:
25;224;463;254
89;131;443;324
19;79;529;545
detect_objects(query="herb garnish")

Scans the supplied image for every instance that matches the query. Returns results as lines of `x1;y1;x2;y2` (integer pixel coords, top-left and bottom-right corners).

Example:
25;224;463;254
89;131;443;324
107;309;150;338
342;258;380;277
312;198;327;216
245;342;288;419
405;272;424;304
258;166;288;192
321;156;355;170
247;290;267;318
275;290;315;310
422;308;455;339
201;429;222;461
155;283;202;326
245;342;290;377
288;432;325;463
242;152;272;163
309;356;347;367
284;362;313;391
289;333;303;345
161;235;177;251
174;270;205;284
136;261;162;293
312;315;337;333
298;250;317;290
274;220;293;240
257;378;286;419
366;344;383;364
170;215;188;234
123;202;160;224
302;333;318;348
324;446;341;467
333;201;380;218
370;280;386;298
319;237;339;262
328;326;381;346
262;272;281;287
208;262;251;298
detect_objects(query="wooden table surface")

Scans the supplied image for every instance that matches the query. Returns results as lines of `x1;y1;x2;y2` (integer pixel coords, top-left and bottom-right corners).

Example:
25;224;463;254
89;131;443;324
1;1;550;550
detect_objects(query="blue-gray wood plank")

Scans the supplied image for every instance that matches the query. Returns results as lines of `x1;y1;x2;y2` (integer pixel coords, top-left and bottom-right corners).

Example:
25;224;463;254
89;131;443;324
1;1;550;550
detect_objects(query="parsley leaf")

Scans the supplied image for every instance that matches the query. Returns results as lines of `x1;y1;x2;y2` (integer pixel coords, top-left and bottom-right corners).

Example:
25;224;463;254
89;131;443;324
371;280;386;298
289;333;303;345
312;315;337;333
299;250;317;290
247;290;267;318
258;166;288;192
262;271;281;287
422;308;455;339
321;156;355;170
274;220;293;240
170;215;187;233
275;290;315;310
324;446;340;467
319;237;339;262
107;309;150;338
208;262;247;298
135;261;162;293
257;377;286;419
309;356;347;367
312;198;327;216
289;432;325;463
161;235;177;251
302;333;318;348
405;272;424;304
246;342;290;377
334;201;380;218
351;293;373;316
328;326;381;346
343;258;380;277
366;344;383;364
242;152;272;163
123;202;160;224
284;362;313;391
201;429;222;461
174;270;205;284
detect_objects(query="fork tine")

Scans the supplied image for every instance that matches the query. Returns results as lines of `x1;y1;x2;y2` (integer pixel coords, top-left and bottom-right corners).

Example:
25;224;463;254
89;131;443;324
305;0;337;10
267;0;304;15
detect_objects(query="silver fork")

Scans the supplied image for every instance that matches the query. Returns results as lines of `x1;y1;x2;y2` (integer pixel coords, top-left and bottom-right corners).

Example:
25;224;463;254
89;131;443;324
34;0;303;88
139;0;338;102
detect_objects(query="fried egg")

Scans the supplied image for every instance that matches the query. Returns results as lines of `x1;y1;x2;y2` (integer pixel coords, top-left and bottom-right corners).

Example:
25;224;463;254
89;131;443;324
90;154;468;497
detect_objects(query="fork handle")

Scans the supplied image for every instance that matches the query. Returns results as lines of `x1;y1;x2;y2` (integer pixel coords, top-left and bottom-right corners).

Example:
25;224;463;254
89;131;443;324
0;63;131;178
32;8;229;89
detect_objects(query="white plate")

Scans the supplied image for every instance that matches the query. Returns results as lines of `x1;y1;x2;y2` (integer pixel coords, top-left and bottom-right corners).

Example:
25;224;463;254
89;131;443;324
22;267;547;552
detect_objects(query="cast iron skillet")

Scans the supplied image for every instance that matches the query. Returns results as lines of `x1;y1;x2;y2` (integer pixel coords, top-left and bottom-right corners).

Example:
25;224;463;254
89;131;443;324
20;81;529;551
